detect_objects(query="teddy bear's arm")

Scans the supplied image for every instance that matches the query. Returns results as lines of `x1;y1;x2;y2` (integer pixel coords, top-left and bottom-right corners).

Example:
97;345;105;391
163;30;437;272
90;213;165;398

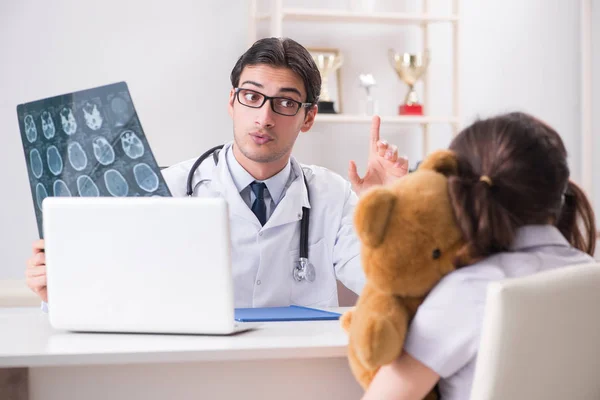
340;309;353;332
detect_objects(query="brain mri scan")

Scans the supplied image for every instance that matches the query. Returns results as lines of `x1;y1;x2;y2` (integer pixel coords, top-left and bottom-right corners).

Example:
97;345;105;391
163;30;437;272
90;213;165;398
121;130;145;159
82;102;103;131
60;107;77;135
41;111;56;139
133;163;159;192
92;136;115;166
104;169;129;196
24;114;38;143
77;175;100;197
46;145;63;176
67;141;88;171
30;148;43;179
35;183;48;211
53;179;72;197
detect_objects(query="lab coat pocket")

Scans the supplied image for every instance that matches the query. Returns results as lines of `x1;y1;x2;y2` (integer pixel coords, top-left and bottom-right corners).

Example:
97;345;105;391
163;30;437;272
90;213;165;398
290;238;337;307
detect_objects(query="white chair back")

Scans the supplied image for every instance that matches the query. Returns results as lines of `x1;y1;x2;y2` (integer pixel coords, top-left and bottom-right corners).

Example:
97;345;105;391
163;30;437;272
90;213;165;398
470;262;600;400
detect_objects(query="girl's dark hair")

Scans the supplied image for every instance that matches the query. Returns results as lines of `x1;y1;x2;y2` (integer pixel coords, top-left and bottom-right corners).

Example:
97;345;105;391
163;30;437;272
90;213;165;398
230;37;321;104
448;112;596;263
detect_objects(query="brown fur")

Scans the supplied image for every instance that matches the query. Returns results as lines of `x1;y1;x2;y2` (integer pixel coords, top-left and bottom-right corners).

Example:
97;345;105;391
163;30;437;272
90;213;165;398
341;150;468;396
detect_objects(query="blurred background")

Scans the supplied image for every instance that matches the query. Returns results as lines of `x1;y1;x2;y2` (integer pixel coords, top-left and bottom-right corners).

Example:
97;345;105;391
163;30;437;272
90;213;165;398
1;0;598;280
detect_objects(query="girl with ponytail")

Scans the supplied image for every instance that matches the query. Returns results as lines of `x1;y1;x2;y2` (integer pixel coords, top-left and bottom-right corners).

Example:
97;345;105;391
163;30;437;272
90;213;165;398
363;112;597;400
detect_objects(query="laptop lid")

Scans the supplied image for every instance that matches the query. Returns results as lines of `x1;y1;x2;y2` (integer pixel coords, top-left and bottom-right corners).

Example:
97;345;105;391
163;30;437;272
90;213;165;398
44;197;236;334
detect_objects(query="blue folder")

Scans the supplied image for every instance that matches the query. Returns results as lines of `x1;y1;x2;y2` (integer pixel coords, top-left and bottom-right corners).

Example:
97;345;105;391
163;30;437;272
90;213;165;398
234;305;341;322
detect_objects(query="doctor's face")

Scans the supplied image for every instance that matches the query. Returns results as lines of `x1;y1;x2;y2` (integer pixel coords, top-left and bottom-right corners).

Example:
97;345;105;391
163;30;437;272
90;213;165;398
228;64;317;164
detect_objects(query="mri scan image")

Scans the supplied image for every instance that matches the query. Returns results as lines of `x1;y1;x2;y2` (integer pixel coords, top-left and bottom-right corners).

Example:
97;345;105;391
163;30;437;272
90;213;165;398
41;111;56;139
24;114;37;143
92;136;115;166
60;107;77;135
18;82;171;238
77;175;99;197
67;141;88;171
121;130;144;159
35;183;47;211
53;179;71;197
46;145;63;176
104;169;128;197
30;148;43;179
133;163;159;192
83;102;103;130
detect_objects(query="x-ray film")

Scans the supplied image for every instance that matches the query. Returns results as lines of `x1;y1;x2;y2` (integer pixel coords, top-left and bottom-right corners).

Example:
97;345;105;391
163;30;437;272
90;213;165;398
17;82;172;238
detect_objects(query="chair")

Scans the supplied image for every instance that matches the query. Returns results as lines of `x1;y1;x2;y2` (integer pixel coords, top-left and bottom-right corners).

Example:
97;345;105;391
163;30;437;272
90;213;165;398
470;262;600;400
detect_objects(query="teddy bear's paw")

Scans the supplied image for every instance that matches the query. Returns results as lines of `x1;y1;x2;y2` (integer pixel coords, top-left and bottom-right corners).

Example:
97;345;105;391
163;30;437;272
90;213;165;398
340;310;353;332
347;341;378;389
356;317;403;370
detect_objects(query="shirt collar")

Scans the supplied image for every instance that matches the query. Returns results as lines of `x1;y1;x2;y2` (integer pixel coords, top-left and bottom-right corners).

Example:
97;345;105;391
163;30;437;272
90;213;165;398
510;225;570;251
225;145;292;205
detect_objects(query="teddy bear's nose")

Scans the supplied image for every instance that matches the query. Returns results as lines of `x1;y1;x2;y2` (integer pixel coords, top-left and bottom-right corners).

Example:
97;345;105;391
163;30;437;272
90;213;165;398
432;249;442;259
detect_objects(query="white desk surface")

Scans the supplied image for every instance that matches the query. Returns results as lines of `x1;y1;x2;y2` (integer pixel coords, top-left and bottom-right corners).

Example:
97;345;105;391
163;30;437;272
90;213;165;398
0;307;352;368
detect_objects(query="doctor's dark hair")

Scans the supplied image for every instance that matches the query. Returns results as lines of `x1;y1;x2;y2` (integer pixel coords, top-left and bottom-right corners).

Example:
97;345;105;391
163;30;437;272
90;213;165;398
448;112;596;264
230;37;321;105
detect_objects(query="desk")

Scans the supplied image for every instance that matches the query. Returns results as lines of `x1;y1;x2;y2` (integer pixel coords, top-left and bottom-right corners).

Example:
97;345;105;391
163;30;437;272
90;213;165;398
0;307;362;400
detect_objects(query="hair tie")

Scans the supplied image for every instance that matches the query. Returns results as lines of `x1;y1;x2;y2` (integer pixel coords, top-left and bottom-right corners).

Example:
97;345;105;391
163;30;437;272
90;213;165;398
479;175;493;187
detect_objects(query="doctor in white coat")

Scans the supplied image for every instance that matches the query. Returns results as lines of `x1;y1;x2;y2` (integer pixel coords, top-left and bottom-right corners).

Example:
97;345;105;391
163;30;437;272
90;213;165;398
25;37;409;308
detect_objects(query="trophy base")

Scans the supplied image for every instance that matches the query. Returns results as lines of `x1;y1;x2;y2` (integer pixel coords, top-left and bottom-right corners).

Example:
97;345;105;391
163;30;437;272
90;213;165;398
318;101;337;114
399;104;423;116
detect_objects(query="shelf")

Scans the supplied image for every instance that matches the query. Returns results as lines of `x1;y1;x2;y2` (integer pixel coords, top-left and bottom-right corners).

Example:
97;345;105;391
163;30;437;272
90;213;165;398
314;114;459;124
255;9;458;25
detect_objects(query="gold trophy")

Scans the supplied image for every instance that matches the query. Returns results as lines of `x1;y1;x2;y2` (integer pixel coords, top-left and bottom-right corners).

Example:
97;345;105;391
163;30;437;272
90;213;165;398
310;49;343;114
388;49;430;115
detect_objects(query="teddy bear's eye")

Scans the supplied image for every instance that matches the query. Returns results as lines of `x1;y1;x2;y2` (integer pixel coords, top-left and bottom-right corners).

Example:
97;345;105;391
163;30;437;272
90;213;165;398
432;249;441;260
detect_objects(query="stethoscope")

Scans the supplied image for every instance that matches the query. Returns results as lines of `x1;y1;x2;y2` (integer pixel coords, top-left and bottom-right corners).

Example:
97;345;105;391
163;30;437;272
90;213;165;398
185;144;316;283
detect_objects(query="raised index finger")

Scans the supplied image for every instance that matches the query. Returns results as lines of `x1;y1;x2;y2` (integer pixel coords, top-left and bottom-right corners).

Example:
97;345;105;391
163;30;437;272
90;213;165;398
369;115;381;152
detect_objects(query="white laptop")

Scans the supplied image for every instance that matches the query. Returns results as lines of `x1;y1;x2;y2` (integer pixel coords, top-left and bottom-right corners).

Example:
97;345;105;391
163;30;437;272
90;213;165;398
43;196;255;335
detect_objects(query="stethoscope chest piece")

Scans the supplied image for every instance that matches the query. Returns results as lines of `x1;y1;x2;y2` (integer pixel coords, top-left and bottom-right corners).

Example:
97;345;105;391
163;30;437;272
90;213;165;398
294;257;316;282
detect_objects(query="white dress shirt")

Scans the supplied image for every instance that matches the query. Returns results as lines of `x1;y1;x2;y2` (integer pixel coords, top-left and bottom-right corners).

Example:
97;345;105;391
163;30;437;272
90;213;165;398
225;145;293;222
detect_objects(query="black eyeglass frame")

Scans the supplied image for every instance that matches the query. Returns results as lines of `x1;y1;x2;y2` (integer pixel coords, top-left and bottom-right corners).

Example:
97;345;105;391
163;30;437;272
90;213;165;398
234;87;314;116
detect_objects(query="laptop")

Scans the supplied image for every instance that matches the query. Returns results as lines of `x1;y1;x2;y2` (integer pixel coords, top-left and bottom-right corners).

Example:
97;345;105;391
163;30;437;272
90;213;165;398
43;196;256;335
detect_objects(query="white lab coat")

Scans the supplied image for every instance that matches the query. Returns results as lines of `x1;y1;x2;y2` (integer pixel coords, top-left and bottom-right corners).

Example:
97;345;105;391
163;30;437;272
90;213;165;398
161;142;365;308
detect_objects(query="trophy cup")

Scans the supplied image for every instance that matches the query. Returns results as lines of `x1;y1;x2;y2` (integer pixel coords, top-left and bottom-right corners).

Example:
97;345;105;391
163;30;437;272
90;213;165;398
359;73;377;116
310;50;343;114
388;49;430;115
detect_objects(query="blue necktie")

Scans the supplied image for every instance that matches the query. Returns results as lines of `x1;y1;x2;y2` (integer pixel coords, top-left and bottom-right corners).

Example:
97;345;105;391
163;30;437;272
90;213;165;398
250;181;267;226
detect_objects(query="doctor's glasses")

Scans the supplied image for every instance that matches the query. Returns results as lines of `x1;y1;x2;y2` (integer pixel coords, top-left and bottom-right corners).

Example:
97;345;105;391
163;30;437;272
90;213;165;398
234;88;313;116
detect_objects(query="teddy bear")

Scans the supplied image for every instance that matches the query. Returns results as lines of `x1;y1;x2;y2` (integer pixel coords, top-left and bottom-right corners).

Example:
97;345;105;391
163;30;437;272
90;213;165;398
340;150;469;397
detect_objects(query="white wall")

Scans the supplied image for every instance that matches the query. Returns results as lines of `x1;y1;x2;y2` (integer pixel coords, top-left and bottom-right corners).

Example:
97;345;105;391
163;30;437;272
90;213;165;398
0;0;591;279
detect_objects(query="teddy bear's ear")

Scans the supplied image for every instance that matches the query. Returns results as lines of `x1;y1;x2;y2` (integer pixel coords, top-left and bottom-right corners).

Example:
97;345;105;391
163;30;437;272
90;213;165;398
418;149;458;176
354;187;397;248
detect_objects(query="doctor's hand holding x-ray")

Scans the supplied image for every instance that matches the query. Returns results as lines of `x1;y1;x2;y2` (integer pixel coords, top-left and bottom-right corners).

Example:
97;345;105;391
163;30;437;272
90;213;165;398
25;37;409;309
